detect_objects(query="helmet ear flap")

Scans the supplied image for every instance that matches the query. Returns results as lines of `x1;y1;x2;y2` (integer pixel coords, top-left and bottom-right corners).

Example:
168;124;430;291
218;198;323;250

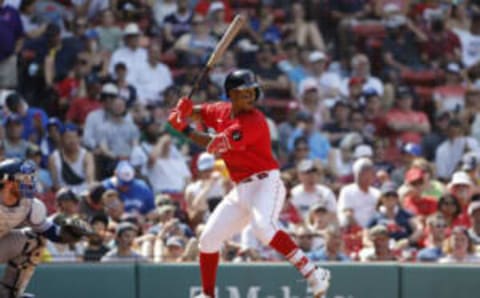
254;86;263;102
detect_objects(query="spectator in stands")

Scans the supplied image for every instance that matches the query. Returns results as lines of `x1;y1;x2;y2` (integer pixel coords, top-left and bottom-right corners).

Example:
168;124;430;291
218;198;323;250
162;0;193;49
27;143;52;195
174;14;217;66
3;114;33;159
130;119;191;195
161;236;186;262
468;199;480;246
448;171;473;220
19;0;47;39
281;136;310;172
195;0;232;22
308;224;350;262
292;225;316;254
95;9;122;53
277;42;308;92
338;158;380;228
384;87;430;161
299;51;341;105
66;73;102;127
290;159;337;219
39;117;62;166
454;13;480;68
439;226;480;263
435;118;479;181
103;161;155;217
411;158;445;200
323;100;351;147
185;152;227;228
83;213;110;262
297;78;330;129
437;194;468;233
249;5;282;46
417;214;447;262
135;42;173;105
101;222;146;262
0;0;23;89
421;11;461;66
341;54;384;97
208;1;229;39
5;92;48;143
251;42;291;98
461;152;480;195
364;92;387;141
284;3;325;51
433;63;466;115
465;86;480;144
367;182;422;245
447;1;470;32
360;224;398;261
109;23;147;85
402;167;438;219
49;123;95;194
421;111;450;162
78;183;107;220
328;132;363;183
102;188;125;223
287;111;331;163
54;187;80;217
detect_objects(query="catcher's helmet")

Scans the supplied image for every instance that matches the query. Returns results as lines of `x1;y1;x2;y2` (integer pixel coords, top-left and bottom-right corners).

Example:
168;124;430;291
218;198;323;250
0;158;37;198
224;69;262;101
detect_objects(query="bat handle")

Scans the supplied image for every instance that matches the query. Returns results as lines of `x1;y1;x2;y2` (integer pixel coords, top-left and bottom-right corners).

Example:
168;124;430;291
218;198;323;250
187;66;211;99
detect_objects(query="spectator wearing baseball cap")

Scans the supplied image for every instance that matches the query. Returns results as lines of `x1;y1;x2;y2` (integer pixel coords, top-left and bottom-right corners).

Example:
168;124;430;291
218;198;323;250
101;221;146;263
54;187;80;217
368;182;423;244
290;159;337;219
83;212;110;262
401;168;438;218
185;152;227;228
448;171;473;212
359;224;397;261
102;161;155;216
2;113;34;159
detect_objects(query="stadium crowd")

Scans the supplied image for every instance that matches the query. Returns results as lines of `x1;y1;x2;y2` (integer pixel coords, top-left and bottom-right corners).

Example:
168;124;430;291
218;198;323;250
2;0;480;264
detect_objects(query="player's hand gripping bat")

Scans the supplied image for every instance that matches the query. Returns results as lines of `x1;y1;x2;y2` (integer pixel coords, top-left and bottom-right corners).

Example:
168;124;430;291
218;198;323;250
187;14;246;98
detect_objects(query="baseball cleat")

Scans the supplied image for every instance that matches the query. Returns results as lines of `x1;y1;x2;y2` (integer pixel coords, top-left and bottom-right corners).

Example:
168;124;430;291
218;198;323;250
307;267;330;298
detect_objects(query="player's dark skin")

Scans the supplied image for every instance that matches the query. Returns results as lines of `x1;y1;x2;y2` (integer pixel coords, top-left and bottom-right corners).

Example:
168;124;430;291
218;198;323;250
185;88;256;147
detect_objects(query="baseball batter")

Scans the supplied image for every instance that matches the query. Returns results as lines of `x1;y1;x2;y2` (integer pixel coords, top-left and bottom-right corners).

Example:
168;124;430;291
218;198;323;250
168;69;330;298
0;159;93;298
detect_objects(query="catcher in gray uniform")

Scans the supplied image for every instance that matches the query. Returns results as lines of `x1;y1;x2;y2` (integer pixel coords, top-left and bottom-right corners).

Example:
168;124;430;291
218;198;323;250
0;158;94;298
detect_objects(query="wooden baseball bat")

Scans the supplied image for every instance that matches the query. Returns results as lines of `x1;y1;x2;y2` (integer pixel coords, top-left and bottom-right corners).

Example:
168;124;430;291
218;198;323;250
187;14;247;98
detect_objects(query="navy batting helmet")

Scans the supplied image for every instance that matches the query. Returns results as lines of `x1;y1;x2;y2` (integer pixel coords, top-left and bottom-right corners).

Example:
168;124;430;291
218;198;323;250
224;69;262;101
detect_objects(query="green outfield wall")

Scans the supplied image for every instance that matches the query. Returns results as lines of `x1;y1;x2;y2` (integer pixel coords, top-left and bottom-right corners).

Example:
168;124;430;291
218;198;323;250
0;263;479;298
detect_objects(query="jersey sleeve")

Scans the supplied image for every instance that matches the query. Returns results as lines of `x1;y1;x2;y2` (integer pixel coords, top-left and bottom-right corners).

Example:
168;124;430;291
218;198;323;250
200;103;220;129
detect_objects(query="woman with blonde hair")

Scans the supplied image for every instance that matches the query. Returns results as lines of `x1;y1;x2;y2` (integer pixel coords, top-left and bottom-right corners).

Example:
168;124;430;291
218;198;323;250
440;226;480;263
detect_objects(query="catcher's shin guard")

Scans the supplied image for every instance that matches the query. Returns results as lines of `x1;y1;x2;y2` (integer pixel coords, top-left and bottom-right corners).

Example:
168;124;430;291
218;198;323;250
0;230;45;298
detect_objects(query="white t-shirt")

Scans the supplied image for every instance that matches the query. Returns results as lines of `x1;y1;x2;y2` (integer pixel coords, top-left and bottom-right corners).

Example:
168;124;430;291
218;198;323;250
454;28;480;67
290;184;337;218
109;47;148;85
337;183;380;228
134;62;173;104
130;142;191;194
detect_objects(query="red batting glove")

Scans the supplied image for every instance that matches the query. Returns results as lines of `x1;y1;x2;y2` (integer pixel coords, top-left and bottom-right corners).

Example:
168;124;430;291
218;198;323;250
207;133;231;155
175;97;193;118
168;110;188;132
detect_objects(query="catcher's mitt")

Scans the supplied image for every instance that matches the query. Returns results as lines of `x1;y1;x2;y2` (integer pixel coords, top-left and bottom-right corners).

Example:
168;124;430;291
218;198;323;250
58;216;95;244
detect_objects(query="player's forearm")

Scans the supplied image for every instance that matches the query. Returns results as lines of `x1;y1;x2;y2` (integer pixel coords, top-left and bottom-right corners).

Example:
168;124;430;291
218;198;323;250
185;128;212;148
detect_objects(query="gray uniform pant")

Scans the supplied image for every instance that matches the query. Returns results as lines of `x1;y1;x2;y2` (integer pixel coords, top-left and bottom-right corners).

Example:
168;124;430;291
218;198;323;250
0;230;44;298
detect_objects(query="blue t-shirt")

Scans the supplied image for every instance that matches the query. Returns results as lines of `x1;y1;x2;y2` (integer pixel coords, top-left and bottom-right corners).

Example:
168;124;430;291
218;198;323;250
307;248;351;262
22;107;48;141
102;178;155;215
416;247;443;262
367;208;414;240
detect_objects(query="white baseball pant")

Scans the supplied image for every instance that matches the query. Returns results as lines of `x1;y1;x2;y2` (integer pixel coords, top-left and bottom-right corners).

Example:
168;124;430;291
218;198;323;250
199;170;286;253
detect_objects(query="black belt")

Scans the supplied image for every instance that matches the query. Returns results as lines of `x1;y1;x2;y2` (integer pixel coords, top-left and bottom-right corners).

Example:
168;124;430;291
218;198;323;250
239;172;269;184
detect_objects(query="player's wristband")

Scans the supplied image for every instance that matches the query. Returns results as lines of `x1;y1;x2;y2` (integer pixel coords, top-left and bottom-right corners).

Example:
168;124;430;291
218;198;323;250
182;125;194;137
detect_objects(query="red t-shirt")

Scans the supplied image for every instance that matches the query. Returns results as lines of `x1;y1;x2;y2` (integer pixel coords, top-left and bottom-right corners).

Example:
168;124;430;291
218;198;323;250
402;195;438;217
200;102;278;182
66;97;102;126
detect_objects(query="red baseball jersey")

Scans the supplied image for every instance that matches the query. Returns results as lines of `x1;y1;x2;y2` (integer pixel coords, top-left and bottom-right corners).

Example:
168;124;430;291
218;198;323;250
200;102;278;182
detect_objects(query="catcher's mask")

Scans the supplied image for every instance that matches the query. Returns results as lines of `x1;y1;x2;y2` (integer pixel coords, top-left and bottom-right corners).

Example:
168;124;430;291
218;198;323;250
224;69;263;102
0;159;37;206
